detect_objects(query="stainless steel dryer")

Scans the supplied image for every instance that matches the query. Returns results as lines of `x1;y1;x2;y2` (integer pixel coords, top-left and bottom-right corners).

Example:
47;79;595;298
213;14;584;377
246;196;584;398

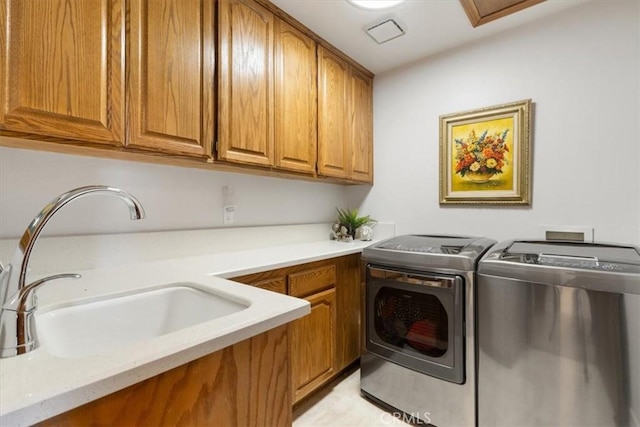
477;240;640;427
360;235;496;426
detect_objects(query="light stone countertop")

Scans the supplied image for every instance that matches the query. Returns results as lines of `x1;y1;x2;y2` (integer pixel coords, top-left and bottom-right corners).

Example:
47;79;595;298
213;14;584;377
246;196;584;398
0;238;379;427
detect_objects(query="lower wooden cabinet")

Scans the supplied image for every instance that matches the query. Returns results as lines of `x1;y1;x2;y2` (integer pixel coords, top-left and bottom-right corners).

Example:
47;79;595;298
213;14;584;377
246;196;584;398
336;253;362;370
290;287;337;402
39;254;361;425
38;325;291;427
251;275;287;294
231;254;361;405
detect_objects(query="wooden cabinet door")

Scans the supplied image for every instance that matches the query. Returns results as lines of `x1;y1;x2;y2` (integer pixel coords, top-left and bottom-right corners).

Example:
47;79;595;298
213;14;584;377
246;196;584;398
127;0;214;158
218;0;274;166
291;287;336;403
336;254;362;370
274;20;317;174
231;256;361;403
39;325;291;427
317;47;350;179
0;0;125;145
350;69;373;183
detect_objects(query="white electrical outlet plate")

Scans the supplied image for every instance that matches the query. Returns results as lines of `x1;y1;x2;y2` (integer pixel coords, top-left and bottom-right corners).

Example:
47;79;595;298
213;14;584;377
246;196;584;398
538;225;594;243
223;205;236;225
222;185;236;225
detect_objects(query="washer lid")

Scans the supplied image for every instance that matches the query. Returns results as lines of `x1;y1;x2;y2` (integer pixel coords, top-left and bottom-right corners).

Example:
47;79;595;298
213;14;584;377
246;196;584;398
478;240;640;294
363;234;497;272
501;240;640;270
375;235;480;254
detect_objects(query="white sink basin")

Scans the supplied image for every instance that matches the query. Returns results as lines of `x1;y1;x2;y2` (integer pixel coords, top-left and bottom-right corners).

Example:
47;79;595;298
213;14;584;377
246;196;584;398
36;284;251;358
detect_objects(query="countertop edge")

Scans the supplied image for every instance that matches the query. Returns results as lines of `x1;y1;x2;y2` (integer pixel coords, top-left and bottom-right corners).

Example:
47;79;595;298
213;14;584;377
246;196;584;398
0;238;377;426
3;302;310;427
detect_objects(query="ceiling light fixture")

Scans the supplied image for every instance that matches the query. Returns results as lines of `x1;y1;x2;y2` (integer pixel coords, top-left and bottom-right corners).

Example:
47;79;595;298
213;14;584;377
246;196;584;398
347;0;406;10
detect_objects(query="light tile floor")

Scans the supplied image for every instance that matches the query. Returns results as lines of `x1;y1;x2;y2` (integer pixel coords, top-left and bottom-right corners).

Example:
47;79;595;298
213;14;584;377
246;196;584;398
293;368;413;427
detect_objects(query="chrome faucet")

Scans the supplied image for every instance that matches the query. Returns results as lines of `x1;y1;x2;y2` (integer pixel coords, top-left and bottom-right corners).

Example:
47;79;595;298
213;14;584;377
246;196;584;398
0;186;146;358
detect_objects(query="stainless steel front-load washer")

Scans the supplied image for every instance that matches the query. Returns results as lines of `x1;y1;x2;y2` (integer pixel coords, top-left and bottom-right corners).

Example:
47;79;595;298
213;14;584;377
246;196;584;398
360;235;496;426
477;240;640;427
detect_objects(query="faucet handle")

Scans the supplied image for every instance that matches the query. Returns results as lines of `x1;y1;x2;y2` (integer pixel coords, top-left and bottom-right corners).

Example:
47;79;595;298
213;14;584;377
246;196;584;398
4;273;82;312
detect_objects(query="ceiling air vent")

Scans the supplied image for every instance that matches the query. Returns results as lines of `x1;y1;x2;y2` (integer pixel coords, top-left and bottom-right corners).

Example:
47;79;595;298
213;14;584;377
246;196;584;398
365;19;405;44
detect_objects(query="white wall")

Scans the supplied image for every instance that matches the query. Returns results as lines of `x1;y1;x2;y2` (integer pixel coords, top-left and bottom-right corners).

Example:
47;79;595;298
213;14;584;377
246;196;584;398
0;145;348;239
348;0;640;246
1;0;638;246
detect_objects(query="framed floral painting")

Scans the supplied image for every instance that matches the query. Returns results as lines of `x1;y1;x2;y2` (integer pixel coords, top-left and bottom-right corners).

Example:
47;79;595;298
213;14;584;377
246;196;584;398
439;99;532;205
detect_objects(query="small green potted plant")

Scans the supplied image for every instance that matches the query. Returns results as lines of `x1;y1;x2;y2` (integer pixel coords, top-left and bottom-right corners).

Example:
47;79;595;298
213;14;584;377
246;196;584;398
333;208;376;241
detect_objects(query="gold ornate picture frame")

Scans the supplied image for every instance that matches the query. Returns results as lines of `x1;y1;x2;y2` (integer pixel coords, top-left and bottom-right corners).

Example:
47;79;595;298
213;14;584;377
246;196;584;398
439;99;532;205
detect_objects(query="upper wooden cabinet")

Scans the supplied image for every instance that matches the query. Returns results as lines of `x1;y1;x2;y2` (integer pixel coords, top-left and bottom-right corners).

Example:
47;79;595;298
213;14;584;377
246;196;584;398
218;0;275;167
0;0;214;158
274;20;317;174
218;0;319;176
1;0;373;182
0;0;125;145
127;0;215;158
349;68;374;183
317;47;350;180
317;47;373;183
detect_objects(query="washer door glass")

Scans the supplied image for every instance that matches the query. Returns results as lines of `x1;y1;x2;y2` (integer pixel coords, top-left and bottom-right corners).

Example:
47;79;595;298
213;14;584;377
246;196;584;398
366;266;465;384
374;286;449;358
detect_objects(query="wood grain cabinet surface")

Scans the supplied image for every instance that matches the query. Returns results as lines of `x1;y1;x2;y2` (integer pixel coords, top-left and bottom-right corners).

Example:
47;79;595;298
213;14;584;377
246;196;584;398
33;254;360;424
290;287;337;403
1;0;214;158
0;0;125;145
231;254;361;405
218;0;320;176
318;47;373;183
336;253;362;370
289;264;336;298
0;0;373;183
218;0;275;167
38;325;291;427
349;68;374;183
274;20;318;174
127;0;215;158
317;46;350;180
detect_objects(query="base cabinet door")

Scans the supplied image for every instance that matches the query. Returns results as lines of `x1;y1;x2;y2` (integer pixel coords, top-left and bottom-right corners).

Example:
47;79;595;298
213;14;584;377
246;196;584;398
290;287;337;404
0;0;125;145
230;255;359;404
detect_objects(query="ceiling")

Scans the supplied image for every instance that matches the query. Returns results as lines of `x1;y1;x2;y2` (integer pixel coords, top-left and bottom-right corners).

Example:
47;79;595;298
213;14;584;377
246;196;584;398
270;0;592;74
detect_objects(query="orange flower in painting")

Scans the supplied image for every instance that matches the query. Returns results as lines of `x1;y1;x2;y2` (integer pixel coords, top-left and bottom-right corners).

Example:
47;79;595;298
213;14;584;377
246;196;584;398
482;148;496;158
454;129;509;177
